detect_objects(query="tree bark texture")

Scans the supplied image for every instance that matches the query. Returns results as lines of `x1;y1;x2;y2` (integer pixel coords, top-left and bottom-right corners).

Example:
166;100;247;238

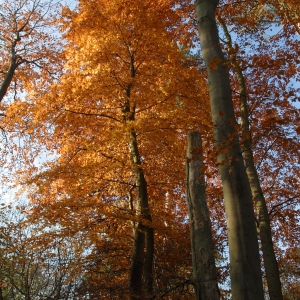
186;131;220;300
221;21;283;300
194;1;264;299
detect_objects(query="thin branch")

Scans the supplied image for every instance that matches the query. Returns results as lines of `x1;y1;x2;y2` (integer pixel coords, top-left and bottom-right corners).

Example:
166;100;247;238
64;108;122;123
269;195;299;217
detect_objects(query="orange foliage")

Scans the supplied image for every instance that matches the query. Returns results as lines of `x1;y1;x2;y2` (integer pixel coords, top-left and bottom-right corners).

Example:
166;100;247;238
0;0;298;298
11;0;211;297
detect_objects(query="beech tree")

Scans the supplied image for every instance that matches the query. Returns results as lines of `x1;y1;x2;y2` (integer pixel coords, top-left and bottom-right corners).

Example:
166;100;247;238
218;18;283;300
0;0;60;102
15;0;210;298
215;1;300;298
186;131;219;300
0;203;84;299
194;0;264;299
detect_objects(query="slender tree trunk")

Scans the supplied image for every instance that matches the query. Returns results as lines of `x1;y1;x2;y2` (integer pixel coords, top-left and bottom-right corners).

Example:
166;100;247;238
0;37;20;102
125;53;154;298
128;128;154;299
0;62;18;102
220;21;283;300
186;131;220;300
194;1;264;299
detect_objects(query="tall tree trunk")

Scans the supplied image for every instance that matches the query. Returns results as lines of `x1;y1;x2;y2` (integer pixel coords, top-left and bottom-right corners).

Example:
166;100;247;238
128;128;154;299
125;53;154;298
194;1;264;299
186;131;220;300
220;21;283;300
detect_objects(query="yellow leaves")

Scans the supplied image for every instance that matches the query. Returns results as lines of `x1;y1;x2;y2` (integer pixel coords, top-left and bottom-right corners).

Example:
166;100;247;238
21;0;210;229
5;101;27;118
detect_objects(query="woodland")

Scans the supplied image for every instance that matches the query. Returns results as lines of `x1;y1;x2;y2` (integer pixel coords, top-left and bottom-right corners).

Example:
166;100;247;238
0;0;299;299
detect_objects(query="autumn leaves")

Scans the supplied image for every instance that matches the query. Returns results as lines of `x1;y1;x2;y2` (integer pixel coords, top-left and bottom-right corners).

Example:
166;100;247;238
0;0;299;299
21;1;209;298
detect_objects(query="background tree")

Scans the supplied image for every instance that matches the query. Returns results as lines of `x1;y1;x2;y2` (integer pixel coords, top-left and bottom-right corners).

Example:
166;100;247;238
0;202;85;300
218;18;283;299
0;0;61;102
0;0;62;198
215;1;300;297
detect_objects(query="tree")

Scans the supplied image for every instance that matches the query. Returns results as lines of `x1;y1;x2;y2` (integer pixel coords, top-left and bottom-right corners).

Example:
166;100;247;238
0;0;61;102
218;19;283;300
214;1;300;297
0;0;62;194
186;131;220;300
272;0;300;35
16;0;210;298
194;0;264;298
0;203;85;300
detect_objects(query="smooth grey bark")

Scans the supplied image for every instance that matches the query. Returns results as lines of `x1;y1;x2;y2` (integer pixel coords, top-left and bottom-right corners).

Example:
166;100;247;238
186;131;220;300
194;1;264;299
221;21;283;300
